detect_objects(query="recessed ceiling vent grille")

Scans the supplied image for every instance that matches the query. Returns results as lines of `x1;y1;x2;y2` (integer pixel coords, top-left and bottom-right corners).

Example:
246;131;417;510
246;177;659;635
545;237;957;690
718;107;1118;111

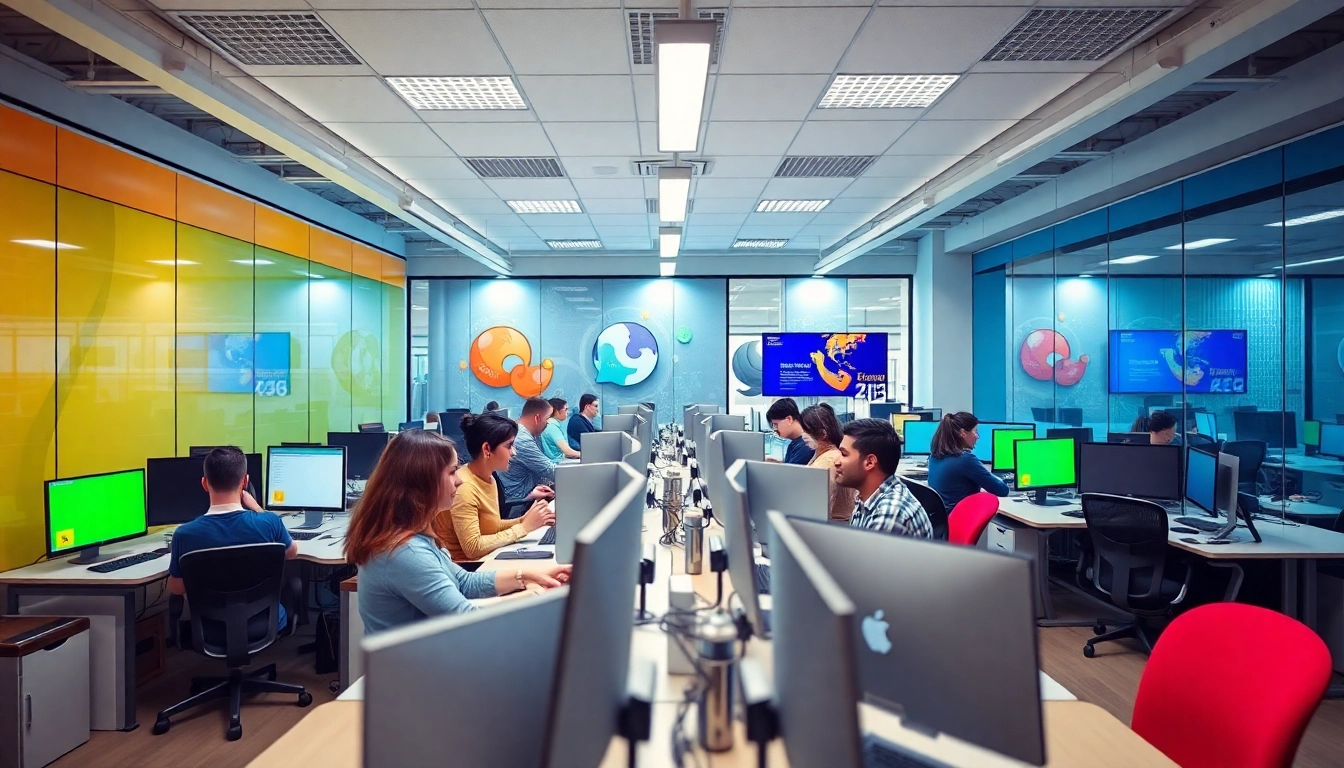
632;159;712;177
175;12;360;66
982;8;1171;62
646;198;694;214
628;10;727;66
465;157;564;179
775;156;876;178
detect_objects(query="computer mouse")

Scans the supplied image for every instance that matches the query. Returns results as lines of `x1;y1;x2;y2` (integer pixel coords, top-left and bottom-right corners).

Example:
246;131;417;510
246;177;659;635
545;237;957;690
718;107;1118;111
1062;510;1084;518
1171;526;1200;535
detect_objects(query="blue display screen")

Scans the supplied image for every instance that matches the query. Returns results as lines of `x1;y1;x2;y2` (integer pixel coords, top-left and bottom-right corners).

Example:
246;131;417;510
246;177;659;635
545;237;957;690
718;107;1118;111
761;333;888;399
1184;447;1216;513
902;421;937;455
1108;330;1247;394
208;332;291;396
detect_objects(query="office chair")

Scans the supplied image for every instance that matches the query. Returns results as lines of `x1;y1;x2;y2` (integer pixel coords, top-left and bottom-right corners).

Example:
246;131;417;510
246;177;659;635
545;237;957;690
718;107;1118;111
1078;493;1192;658
1030;407;1056;423
1056;407;1083;427
1186;432;1217;448
946;492;1000;547
898;478;948;541
1221;440;1267;494
152;543;311;741
1132;603;1330;768
358;422;385;433
493;471;534;520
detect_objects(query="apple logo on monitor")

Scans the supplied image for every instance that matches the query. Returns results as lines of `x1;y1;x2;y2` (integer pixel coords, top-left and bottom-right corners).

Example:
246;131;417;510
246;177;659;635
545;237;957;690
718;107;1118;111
861;609;892;655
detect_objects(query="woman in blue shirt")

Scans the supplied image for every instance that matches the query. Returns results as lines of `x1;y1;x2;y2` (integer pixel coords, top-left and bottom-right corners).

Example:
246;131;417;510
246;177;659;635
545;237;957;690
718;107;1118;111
926;412;1010;510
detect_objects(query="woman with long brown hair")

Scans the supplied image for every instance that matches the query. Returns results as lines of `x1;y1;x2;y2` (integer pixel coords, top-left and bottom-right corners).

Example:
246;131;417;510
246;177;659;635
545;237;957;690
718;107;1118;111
346;429;569;634
799;404;857;522
926;412;1010;510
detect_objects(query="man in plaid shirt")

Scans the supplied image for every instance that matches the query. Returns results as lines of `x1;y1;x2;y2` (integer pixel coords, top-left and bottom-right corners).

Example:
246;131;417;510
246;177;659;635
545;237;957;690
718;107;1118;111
835;418;932;538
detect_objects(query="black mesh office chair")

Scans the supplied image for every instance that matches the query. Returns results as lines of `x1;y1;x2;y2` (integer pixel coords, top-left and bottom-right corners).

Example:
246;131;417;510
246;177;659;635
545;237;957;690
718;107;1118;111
1057;407;1084;427
1187;432;1217;449
1221;440;1267;494
493;470;534;520
1031;407;1056;422
152;543;311;741
1079;493;1192;658
899;477;948;541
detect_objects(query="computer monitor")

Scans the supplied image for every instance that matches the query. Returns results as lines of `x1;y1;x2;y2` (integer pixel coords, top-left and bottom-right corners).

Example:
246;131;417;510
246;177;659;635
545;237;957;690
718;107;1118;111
1304;419;1321;446
327;431;390;481
1195;411;1217;440
1045;427;1094;446
265;445;346;512
357;422;385;433
706;429;765;505
617;404;641;414
901;421;937;457
580;431;629;465
553;460;640;564
889;413;921;434
868;402;904;422
774;513;1046;766
1108;431;1150;444
1077;443;1183;501
146;453;263;526
1013;437;1076;506
909;408;941;421
45;469;148;564
363;590;567;767
1184;446;1217;515
397;420;424;432
1213;452;1241;539
602;414;639;436
541;462;645;768
704;413;745;440
991;428;1035;472
1319;423;1344;460
973;423;1035;462
1232;410;1297;450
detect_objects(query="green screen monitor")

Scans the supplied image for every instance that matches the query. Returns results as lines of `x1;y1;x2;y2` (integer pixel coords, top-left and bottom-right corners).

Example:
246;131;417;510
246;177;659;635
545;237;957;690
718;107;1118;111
1013;438;1077;507
1304;420;1321;448
992;429;1036;472
46;468;148;564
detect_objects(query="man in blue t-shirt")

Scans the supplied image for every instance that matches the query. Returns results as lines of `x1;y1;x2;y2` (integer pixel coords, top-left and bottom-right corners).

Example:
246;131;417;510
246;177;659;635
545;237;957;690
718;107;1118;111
168;447;298;635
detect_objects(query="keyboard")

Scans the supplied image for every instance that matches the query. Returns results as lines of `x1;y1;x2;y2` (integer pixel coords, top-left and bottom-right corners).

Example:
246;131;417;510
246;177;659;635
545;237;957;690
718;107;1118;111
863;736;949;768
290;531;324;541
539;527;557;546
87;551;166;573
1175;516;1224;533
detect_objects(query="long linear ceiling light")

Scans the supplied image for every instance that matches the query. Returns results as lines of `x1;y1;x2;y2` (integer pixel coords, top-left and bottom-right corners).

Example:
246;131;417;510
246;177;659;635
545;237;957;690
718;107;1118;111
658;166;692;223
656;20;716;153
400;198;510;274
659;226;682;258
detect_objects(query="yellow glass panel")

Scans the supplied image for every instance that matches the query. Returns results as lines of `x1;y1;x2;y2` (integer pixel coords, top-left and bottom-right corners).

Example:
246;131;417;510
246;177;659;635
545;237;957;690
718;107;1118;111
351;275;383;428
56;189;176;478
382;281;406;430
175;224;255;454
0;170;57;571
309;262;352;440
255;247;310;452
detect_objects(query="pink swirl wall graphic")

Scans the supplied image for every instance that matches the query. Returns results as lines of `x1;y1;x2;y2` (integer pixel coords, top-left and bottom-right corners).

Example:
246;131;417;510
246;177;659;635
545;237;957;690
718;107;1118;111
1020;329;1089;386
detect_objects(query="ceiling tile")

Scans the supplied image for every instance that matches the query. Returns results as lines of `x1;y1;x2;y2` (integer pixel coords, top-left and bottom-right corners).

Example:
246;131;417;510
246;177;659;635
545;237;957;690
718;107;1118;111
808;211;871;229
807;107;926;122
837;177;923;199
484;179;579;199
685;225;744;236
428;121;554;156
583;198;649;214
688;213;749;226
688;198;757;215
743;211;815;227
319;11;509;75
632;75;655;122
436;198;515;215
704;156;785;178
259;76;417;123
709;76;830;121
703;122;801;155
889;120;1015;155
518;75;637;122
417;110;540;124
520;214;592;227
570;178;646;198
544;122;641;156
410;177;498;198
593;225;651;238
559;157;633;178
867;154;962;177
717;7;869;75
924;73;1087;120
840;6;1031;74
483;9;630;74
760;178;852;199
312;0;473;9
694;178;769;199
737;222;807;238
380;157;476;180
786;121;912;155
528;225;600;238
456;214;525;232
969;60;1104;75
327;122;450;156
821;197;894;214
589;213;651;226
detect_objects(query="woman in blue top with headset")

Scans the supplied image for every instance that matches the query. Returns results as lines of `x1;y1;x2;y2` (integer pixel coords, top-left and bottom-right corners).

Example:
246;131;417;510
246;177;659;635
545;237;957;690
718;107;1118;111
926;412;1010;510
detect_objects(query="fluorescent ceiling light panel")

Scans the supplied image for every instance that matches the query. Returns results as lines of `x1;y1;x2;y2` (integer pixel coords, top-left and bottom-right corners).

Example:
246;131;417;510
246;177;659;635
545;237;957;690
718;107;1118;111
147;259;198;266
756;200;830;213
1265;209;1344;227
506;200;583;214
1107;254;1158;265
660;261;677;278
294;269;326;278
659;226;682;259
733;239;788;249
11;239;80;250
386;77;526;110
230;259;275;266
546;240;603;250
1275;255;1344;269
658;166;692;223
656;20;716;153
818;74;959;109
1165;238;1233;250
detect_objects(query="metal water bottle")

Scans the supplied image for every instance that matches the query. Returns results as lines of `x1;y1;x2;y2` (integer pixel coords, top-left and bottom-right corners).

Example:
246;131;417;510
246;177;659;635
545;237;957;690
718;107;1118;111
697;611;738;752
683;507;706;574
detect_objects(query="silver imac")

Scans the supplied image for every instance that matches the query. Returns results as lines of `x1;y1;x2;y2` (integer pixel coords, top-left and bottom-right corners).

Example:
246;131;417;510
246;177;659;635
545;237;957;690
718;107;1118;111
705;429;763;504
617;404;641;415
554;459;637;564
581;430;628;464
603;414;640;436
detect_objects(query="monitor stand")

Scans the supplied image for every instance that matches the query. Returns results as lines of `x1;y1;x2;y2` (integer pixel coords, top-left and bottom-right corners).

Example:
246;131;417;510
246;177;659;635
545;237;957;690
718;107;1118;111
1029;489;1069;507
69;545;113;565
295;509;326;529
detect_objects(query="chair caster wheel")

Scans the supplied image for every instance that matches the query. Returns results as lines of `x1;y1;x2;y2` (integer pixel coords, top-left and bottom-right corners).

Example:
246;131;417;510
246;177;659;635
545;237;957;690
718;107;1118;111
1083;644;1096;658
1093;622;1106;634
227;723;242;741
151;718;171;736
298;692;313;707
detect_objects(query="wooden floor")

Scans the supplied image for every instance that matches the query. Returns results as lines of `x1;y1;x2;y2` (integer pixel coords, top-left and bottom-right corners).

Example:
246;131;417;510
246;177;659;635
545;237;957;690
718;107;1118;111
50;588;1344;768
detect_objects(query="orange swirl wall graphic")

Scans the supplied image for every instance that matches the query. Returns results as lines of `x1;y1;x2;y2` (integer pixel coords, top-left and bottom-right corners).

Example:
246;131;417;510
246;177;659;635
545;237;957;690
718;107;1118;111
469;326;553;398
1019;329;1089;386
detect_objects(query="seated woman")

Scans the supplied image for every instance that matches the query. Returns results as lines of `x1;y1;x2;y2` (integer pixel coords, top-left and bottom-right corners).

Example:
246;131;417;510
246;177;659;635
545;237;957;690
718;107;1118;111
346;429;568;634
926;412;1010;510
800;404;857;523
437;411;554;561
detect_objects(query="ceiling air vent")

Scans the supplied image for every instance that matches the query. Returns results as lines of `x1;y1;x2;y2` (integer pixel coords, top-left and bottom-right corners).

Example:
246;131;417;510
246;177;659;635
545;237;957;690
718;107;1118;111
628;10;727;66
774;156;876;179
632;159;712;177
982;8;1171;62
175;12;360;66
465;157;564;179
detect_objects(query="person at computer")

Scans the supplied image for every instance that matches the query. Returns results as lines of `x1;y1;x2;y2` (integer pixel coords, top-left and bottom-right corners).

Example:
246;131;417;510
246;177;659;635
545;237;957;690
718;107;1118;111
166;447;298;633
484;400;499;413
566;393;599;451
926;412;1010;510
424;411;440;432
1148;410;1182;446
833;418;932;538
499;397;561;503
800;404;856;523
347;429;570;634
436;412;556;561
540;397;581;461
766;397;815;465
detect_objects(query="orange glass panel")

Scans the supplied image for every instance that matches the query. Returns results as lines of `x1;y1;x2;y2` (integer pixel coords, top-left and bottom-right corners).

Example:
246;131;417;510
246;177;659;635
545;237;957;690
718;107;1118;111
255;205;308;258
0;105;56;183
57;130;176;220
381;253;406;288
310;227;352;273
177;175;254;243
352;244;382;281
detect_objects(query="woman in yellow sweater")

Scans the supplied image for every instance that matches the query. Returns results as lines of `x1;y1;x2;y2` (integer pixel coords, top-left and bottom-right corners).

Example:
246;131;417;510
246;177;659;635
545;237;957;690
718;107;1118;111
435;411;554;561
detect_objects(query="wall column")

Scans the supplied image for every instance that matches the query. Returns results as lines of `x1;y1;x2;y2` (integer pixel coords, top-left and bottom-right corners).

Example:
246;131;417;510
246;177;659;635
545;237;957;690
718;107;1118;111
913;231;973;412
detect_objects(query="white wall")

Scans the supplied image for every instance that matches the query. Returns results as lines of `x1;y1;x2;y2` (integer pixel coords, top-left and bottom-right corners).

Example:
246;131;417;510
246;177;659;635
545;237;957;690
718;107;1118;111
913;231;973;412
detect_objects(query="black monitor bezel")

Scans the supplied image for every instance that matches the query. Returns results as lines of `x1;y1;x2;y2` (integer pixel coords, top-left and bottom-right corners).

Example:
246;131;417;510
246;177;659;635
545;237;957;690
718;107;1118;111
1012;437;1077;492
264;445;348;512
44;468;149;558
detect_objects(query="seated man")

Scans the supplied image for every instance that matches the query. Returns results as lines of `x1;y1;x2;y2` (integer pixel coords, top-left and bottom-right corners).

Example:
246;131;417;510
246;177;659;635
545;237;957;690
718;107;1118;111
499;397;560;502
566;393;599;451
833;418;932;538
1148;410;1183;446
541;397;580;461
167;447;299;637
767;397;815;465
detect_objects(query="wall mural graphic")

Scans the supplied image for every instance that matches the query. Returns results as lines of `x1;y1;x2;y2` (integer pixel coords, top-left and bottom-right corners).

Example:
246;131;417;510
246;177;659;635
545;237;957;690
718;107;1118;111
469;326;553;398
1019;328;1089;386
592;322;659;386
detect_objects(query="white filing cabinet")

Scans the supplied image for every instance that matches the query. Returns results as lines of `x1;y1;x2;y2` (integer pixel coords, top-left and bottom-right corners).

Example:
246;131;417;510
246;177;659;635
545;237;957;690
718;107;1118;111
0;617;91;768
987;519;1017;555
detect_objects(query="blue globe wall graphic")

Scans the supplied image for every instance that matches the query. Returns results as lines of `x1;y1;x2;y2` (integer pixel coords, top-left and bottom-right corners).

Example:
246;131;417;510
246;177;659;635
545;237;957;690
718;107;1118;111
732;339;764;396
593;323;659;386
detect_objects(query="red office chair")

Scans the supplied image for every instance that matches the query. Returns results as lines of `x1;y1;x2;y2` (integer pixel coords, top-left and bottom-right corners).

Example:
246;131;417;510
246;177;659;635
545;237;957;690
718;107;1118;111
1132;603;1331;768
946;492;1000;546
